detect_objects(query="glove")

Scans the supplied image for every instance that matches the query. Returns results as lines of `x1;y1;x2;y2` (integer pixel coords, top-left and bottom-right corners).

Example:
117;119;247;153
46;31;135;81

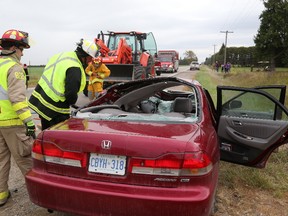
26;120;36;139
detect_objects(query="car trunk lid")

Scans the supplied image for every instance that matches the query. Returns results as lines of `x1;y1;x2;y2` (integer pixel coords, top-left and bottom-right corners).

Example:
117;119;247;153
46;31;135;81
37;118;203;187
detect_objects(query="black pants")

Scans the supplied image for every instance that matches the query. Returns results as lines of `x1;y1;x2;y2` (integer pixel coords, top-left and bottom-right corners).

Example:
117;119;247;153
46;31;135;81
40;114;70;130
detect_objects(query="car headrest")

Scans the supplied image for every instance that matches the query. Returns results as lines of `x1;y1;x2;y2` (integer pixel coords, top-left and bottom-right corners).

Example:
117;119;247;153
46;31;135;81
140;100;157;113
172;97;193;113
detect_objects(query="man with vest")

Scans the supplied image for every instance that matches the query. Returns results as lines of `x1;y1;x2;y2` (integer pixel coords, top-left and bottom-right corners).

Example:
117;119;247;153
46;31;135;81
28;39;99;130
85;56;110;101
0;29;35;207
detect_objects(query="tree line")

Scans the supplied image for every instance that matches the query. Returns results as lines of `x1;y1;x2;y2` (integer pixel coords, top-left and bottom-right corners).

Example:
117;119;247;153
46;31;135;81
180;0;288;70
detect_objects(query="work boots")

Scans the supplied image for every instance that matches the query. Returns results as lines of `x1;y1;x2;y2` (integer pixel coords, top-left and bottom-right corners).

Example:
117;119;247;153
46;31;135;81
0;191;11;207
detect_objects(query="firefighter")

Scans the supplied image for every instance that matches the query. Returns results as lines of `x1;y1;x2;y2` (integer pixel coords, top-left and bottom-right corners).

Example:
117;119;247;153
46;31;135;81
0;29;35;207
85;56;110;101
28;39;99;130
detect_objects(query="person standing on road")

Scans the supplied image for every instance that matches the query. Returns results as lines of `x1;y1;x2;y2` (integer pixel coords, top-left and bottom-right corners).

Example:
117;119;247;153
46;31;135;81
28;39;100;130
85;56;110;101
0;29;35;207
215;61;219;72
23;63;29;88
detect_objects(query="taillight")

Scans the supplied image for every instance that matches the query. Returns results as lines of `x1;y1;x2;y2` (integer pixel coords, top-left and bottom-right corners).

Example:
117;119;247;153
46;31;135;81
31;139;45;161
32;140;87;168
130;152;212;176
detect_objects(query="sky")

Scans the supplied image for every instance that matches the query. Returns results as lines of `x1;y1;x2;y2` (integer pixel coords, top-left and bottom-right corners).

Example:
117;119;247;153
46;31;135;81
1;0;265;65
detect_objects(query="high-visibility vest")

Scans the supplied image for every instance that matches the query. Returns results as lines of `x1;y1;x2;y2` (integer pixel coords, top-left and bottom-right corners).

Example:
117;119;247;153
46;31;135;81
0;58;29;126
37;51;86;102
29;52;86;120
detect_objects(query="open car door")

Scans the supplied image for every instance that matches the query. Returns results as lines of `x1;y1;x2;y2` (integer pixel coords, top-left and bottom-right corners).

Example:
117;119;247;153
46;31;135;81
216;85;288;168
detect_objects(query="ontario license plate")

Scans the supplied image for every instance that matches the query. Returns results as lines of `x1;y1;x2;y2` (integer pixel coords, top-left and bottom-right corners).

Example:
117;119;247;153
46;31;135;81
88;153;126;176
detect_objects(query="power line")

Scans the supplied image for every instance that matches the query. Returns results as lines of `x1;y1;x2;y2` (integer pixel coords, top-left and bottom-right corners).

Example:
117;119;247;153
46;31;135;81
220;30;234;65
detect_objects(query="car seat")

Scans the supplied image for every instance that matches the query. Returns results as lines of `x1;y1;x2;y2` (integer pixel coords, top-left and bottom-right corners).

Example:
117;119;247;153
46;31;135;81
172;97;193;113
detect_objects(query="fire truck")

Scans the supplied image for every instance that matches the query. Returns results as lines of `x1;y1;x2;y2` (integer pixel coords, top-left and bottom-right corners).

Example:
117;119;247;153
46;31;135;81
154;50;179;76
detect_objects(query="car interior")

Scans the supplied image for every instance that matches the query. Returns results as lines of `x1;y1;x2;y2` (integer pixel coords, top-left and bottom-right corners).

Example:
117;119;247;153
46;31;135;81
76;81;199;122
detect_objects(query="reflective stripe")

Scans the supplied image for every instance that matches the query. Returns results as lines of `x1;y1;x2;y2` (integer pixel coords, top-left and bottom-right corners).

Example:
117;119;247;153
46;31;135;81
28;102;51;121
0;119;23;126
0;59;12;100
0;85;8;100
12;101;29;111
90;77;104;84
17;110;32;122
0;59;12;67
31;91;70;114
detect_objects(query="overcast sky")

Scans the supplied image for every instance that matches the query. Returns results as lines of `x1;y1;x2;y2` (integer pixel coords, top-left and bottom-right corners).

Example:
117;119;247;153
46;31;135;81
1;0;264;65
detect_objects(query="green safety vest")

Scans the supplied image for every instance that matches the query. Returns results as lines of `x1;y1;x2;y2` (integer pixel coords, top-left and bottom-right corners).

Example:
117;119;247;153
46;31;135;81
0;58;27;126
29;52;86;119
38;51;86;102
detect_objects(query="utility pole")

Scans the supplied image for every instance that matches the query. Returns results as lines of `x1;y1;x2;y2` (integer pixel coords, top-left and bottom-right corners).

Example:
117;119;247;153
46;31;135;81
220;30;233;66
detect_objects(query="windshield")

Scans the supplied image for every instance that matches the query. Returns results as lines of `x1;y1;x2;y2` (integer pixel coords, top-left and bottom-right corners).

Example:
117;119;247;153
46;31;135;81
158;56;173;62
107;34;137;52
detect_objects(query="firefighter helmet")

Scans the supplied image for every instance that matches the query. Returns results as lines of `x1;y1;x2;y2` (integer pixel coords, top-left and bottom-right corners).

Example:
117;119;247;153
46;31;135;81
0;29;30;48
93;56;102;64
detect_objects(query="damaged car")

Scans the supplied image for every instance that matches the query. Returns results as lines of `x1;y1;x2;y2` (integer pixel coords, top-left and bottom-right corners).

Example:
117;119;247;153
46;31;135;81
25;77;288;216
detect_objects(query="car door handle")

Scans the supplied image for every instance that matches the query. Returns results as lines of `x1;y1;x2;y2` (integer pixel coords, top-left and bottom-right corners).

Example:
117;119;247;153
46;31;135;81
233;131;253;140
240;113;248;117
233;120;242;126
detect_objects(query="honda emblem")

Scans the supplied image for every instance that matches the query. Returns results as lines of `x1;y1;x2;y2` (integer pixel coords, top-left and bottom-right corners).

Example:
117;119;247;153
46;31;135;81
101;140;112;149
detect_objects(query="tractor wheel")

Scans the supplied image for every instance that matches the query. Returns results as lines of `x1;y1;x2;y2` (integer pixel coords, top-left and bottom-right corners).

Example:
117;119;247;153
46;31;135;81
134;66;144;80
145;55;154;78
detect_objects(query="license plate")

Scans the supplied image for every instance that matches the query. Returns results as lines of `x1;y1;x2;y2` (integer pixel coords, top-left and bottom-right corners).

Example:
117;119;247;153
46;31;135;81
88;153;126;176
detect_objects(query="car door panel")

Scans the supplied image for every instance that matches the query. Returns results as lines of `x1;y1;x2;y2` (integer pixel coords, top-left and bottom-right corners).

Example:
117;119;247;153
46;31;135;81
218;116;288;150
216;86;288;168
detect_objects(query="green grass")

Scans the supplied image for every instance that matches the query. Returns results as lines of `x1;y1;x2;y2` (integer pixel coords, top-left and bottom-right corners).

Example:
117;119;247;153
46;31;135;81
26;66;44;88
197;66;288;107
197;66;288;197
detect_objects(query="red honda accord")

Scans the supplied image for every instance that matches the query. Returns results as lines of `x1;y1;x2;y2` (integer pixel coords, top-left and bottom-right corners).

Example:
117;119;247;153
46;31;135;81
25;77;288;216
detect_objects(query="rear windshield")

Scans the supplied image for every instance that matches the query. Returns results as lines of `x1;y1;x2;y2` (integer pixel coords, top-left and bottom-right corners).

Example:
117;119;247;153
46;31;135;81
76;82;200;124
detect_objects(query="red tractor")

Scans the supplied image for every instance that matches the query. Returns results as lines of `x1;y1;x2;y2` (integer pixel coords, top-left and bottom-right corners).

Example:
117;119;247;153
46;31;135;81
83;31;158;96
